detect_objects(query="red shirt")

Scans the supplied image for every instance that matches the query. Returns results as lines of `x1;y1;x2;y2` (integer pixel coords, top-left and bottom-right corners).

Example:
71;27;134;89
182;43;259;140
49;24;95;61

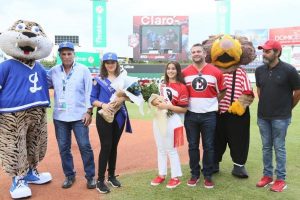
161;82;189;107
182;63;226;113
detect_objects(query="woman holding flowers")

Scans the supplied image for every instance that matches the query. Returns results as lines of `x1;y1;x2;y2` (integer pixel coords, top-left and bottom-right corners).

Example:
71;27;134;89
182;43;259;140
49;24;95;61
149;61;189;188
90;52;133;194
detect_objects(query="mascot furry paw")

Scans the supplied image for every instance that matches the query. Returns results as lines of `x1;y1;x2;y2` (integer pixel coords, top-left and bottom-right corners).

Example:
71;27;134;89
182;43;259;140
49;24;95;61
0;20;53;199
202;34;256;178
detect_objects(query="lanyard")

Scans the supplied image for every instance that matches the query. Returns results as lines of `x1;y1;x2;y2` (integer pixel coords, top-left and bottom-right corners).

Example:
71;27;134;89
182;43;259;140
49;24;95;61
61;65;74;92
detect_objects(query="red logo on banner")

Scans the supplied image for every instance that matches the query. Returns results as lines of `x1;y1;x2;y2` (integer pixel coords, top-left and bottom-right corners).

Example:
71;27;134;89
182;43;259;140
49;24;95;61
269;26;300;45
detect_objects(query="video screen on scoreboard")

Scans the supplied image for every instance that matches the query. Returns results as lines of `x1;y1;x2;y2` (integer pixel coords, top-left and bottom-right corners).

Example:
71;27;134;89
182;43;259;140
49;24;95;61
140;25;182;54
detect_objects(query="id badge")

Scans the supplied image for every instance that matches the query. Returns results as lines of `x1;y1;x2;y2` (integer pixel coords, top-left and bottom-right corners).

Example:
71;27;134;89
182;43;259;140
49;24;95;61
58;97;67;111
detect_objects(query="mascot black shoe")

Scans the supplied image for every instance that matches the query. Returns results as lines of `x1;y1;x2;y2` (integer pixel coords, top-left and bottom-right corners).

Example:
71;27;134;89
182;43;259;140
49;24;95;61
0;20;53;199
232;164;248;178
203;35;256;179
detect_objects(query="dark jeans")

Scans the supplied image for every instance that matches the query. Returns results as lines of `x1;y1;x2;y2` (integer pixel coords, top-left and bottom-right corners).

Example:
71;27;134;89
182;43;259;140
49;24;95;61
96;113;124;181
53;119;95;180
184;111;216;179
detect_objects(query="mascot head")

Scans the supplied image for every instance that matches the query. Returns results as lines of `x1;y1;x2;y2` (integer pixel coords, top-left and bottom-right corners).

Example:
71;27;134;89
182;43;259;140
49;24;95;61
202;34;256;71
0;20;52;61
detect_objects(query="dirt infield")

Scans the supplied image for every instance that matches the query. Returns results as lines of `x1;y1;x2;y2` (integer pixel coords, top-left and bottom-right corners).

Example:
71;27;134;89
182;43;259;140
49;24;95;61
0;120;190;200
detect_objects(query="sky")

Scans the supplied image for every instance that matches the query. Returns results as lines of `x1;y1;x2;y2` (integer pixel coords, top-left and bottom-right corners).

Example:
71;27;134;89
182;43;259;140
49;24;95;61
1;0;300;58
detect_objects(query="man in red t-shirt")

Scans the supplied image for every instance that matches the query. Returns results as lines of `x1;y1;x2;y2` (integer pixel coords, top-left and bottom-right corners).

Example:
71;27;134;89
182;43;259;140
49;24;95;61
182;43;226;189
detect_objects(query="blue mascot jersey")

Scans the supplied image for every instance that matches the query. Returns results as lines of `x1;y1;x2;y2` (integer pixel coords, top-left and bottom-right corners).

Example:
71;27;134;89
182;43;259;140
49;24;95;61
0;59;50;113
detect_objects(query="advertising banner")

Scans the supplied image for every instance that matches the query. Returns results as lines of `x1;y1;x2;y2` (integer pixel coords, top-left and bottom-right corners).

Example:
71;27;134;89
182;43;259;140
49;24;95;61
291;46;300;70
132;16;189;62
237;26;300;71
235;29;269;47
235;29;269;70
57;52;100;67
93;1;107;47
269;26;300;45
216;0;231;34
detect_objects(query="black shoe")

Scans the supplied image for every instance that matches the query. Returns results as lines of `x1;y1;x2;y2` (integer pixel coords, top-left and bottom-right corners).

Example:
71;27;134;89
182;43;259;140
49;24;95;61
231;165;249;178
62;176;75;189
96;181;110;194
108;175;121;188
212;163;220;174
87;178;96;189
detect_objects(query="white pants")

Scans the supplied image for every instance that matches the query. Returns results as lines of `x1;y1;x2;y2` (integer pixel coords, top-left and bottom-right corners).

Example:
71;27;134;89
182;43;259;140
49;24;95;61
153;114;183;178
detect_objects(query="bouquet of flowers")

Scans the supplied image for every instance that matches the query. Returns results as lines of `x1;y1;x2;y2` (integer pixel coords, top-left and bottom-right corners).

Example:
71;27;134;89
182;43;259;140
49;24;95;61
127;82;142;96
99;70;144;123
140;81;159;102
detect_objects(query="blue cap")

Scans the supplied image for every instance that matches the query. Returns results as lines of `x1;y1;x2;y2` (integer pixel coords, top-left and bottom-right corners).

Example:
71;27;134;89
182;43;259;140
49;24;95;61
102;52;118;61
58;41;74;52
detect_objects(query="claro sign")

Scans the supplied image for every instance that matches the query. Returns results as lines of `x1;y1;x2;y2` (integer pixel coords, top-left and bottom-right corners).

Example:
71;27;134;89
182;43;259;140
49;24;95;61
269;26;300;45
140;16;180;25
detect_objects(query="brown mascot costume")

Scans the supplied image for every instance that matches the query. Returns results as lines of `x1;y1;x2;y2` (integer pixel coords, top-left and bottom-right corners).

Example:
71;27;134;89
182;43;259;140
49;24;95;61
0;20;53;199
202;34;256;178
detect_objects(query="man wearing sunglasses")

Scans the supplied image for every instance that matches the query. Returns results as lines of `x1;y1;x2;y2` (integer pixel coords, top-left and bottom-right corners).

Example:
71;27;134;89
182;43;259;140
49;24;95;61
47;41;96;190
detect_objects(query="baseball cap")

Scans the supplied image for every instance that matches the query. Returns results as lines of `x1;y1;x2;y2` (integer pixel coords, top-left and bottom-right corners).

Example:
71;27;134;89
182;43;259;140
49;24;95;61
58;41;74;52
102;52;118;61
258;40;282;51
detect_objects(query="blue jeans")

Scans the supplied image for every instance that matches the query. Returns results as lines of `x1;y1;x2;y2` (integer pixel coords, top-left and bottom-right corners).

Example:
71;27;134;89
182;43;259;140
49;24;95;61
184;111;216;178
53;119;95;180
257;118;291;180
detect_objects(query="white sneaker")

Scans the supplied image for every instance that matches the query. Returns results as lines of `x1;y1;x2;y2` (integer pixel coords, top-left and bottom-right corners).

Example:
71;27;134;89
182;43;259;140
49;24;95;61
10;176;32;199
24;168;52;184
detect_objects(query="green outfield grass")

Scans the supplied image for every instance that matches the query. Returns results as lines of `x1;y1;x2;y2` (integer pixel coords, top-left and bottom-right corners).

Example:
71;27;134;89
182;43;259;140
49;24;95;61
107;100;300;200
46;94;300;199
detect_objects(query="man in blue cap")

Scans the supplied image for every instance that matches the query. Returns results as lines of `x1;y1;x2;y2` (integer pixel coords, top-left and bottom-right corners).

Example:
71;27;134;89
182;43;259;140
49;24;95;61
47;41;96;189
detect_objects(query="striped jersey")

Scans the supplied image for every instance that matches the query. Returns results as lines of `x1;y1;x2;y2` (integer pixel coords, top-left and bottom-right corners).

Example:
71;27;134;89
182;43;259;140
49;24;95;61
219;68;253;113
182;64;226;113
0;59;50;113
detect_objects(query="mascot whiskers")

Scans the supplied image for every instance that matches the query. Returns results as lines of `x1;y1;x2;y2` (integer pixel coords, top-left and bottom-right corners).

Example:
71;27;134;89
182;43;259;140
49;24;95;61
0;20;53;199
202;34;256;178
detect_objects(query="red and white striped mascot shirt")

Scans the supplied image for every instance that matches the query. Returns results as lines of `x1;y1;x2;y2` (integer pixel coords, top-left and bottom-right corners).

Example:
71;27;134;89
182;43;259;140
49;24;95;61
219;68;253;113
